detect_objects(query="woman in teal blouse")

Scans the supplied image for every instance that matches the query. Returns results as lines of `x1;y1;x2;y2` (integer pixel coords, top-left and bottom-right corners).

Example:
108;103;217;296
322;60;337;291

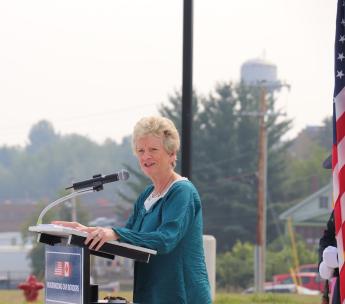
54;116;211;304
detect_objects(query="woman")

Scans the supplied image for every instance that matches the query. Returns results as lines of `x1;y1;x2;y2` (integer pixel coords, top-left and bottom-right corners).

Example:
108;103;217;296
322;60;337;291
53;116;211;304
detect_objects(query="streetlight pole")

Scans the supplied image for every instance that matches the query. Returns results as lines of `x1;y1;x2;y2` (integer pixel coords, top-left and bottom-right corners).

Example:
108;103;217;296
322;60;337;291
181;0;193;179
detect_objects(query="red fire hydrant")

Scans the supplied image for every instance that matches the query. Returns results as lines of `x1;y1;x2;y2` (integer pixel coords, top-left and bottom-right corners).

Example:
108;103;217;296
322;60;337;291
18;275;44;302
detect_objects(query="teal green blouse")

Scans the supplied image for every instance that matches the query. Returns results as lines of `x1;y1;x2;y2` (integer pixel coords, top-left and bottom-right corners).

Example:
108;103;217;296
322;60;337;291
114;180;211;304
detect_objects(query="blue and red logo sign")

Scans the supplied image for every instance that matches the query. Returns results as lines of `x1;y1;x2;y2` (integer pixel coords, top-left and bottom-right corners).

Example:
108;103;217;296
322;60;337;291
54;261;72;277
45;245;83;304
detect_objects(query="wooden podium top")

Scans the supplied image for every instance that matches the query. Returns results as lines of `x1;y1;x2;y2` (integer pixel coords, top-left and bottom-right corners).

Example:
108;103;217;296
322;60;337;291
29;224;157;263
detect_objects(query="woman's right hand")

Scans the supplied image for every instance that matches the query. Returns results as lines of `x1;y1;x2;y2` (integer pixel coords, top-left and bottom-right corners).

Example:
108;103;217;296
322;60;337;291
51;220;87;231
52;221;118;251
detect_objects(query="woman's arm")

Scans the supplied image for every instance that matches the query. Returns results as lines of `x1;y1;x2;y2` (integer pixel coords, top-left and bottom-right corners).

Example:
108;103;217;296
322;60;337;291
114;184;199;254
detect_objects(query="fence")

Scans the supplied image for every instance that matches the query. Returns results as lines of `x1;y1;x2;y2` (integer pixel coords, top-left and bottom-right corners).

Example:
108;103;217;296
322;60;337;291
0;271;30;289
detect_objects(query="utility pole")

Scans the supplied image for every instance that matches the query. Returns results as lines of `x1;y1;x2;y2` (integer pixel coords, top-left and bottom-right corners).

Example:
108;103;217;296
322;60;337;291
240;58;290;293
253;81;290;293
255;85;267;293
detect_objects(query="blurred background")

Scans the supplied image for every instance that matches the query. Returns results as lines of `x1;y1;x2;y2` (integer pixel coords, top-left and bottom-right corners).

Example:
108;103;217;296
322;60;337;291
0;0;336;294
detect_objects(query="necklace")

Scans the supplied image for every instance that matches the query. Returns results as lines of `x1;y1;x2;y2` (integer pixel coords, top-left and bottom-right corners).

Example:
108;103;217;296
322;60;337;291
151;174;174;198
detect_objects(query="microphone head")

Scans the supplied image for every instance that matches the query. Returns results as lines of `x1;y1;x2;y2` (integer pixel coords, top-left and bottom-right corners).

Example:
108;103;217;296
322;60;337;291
119;169;130;181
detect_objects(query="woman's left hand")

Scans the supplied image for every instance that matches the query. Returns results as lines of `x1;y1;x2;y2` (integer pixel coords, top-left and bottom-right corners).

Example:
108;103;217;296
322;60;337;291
81;227;119;251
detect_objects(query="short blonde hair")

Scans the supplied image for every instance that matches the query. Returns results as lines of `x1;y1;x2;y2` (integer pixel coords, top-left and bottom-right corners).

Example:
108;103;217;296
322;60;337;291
132;116;180;157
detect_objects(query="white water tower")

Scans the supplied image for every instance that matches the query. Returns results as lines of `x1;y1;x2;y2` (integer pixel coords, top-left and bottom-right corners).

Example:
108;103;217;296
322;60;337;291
240;58;280;91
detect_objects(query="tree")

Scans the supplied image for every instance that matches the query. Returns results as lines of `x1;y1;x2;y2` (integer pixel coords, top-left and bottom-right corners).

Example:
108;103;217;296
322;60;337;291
317;116;333;151
216;237;318;290
282;116;332;202
284;144;331;201
216;241;254;290
159;82;292;251
0;122;138;201
266;235;318;281
27;120;58;153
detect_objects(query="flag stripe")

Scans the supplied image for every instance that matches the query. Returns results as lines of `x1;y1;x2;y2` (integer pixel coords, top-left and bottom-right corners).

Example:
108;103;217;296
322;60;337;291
340;163;345;196
339;137;345;165
335;88;345;120
333;162;340;205
342;193;345;235
335;197;342;234
336;112;345;143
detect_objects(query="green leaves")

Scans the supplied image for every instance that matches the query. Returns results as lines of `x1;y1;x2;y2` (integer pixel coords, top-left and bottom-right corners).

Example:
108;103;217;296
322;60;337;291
216;238;318;290
216;241;254;290
158;82;293;251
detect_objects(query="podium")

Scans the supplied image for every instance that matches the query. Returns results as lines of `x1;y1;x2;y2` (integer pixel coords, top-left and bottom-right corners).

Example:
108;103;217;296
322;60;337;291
29;224;157;304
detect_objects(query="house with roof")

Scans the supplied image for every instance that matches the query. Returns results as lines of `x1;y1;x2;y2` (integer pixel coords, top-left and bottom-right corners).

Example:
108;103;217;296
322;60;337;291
279;183;332;247
0;232;32;288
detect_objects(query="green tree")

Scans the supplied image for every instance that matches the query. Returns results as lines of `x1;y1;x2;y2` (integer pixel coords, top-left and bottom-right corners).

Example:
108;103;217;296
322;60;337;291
159;82;292;251
266;235;318;281
281;117;332;203
0;124;137;201
317;116;333;150
27;120;59;153
216;237;318;290
216;241;254;290
283;143;331;202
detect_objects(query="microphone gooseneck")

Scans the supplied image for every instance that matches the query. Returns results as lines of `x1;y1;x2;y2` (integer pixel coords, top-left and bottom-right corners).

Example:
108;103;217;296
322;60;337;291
37;169;130;225
66;169;130;191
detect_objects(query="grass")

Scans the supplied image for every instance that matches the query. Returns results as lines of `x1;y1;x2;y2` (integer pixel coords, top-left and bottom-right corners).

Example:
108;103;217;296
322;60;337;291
215;293;321;304
0;290;322;304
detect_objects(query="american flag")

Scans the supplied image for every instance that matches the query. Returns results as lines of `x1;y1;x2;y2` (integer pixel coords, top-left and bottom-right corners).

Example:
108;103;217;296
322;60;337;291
54;261;64;276
54;261;71;277
333;0;345;302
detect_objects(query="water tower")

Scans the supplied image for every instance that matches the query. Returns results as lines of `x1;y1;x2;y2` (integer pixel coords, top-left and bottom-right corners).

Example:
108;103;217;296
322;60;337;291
240;58;279;89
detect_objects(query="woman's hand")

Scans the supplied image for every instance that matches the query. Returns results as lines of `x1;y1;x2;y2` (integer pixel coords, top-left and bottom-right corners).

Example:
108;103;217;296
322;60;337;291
51;221;87;230
82;227;119;251
51;221;119;251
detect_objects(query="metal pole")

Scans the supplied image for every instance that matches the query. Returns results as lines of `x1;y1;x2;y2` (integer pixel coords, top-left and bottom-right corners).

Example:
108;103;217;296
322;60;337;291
255;85;267;292
71;195;77;222
181;0;193;179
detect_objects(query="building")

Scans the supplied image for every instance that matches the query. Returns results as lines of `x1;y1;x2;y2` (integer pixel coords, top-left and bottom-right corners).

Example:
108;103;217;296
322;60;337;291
0;232;33;288
279;183;332;247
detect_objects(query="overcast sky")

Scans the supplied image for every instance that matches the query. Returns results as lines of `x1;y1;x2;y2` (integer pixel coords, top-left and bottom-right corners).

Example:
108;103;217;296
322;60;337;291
0;0;337;146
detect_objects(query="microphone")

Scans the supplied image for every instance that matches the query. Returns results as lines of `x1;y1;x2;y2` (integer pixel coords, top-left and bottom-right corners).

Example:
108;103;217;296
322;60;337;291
66;169;130;191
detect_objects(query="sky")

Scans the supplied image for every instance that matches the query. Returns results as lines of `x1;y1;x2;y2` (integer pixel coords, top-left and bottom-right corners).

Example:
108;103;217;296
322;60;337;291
0;0;337;147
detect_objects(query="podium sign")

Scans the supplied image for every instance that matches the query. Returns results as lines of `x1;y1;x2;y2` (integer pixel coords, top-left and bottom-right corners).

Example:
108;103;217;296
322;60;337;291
29;224;156;303
45;245;84;304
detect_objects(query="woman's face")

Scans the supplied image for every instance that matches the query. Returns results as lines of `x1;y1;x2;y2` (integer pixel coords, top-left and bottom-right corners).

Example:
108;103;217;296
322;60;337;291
135;135;175;179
